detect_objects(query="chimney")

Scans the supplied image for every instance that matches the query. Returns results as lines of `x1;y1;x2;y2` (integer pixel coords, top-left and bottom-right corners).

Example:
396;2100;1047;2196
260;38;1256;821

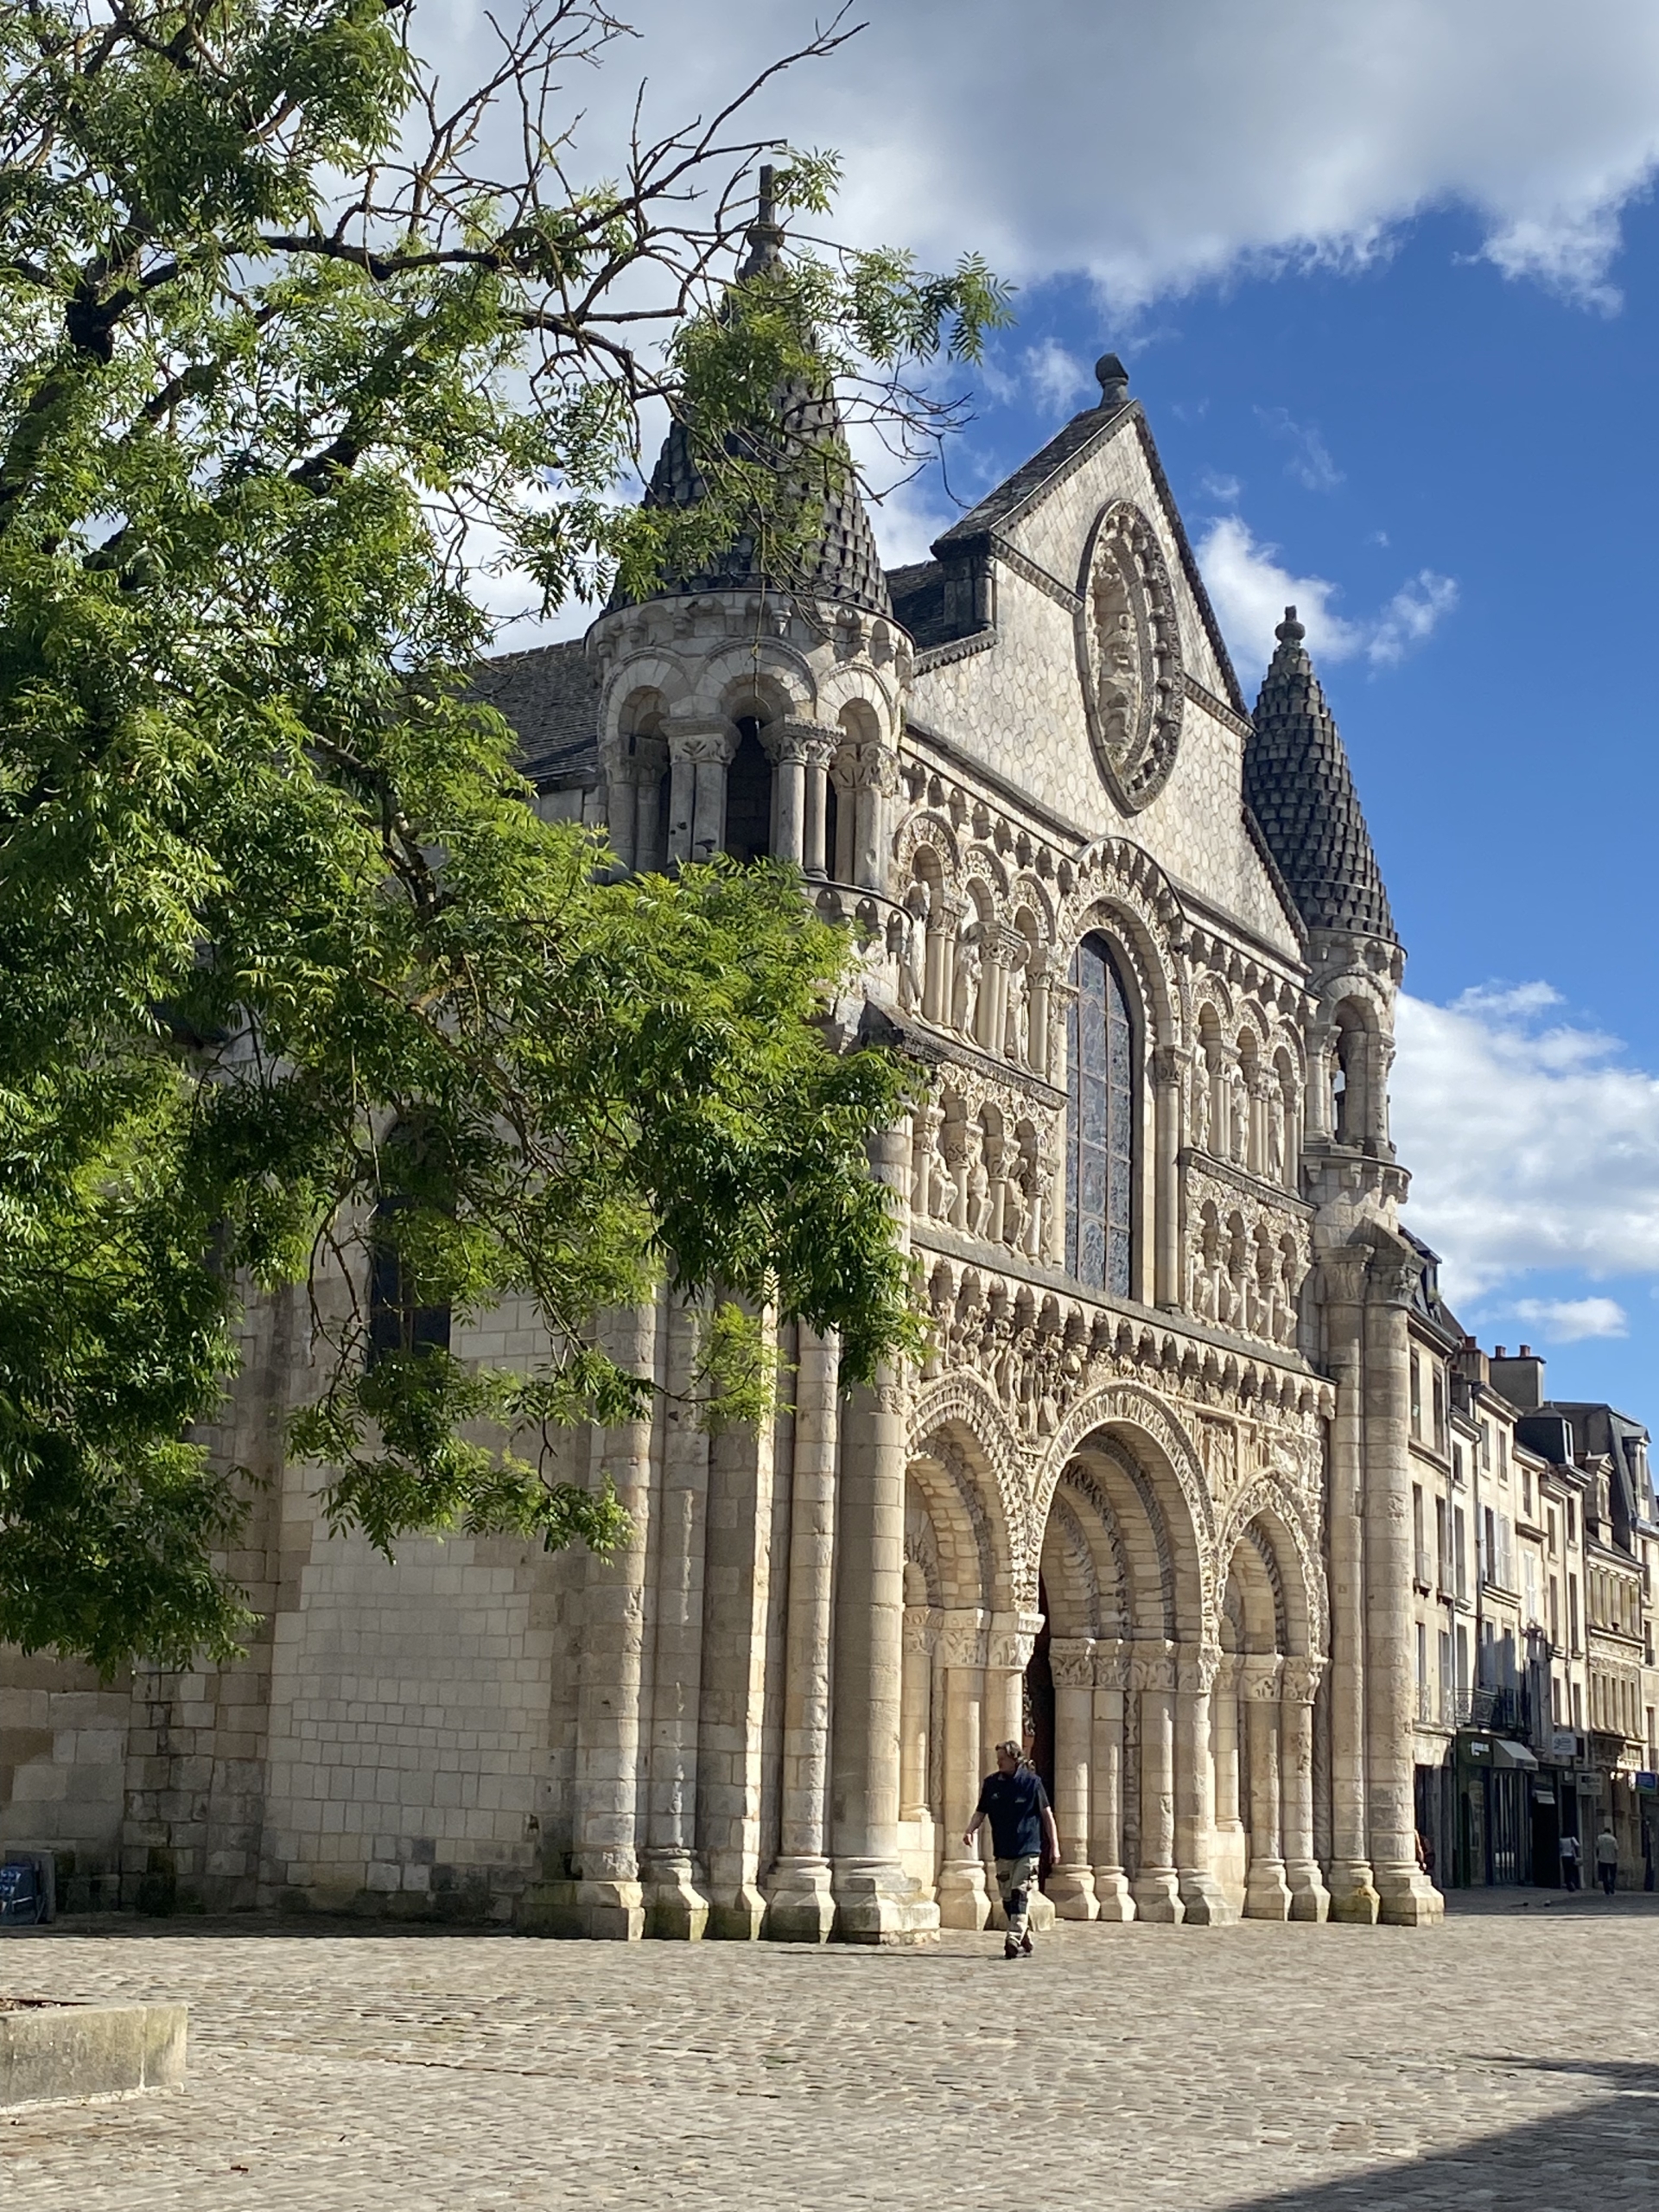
1490;1345;1546;1413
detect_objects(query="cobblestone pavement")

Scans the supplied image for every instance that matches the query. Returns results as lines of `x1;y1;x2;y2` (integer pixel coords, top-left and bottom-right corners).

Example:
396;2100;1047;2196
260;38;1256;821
3;1892;1658;2210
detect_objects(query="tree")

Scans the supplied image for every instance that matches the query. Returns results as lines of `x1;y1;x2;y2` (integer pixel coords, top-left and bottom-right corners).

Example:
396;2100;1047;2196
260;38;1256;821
0;0;1010;1673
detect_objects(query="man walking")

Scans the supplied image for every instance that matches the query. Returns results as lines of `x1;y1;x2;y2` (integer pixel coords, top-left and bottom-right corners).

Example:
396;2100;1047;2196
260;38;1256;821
1594;1823;1620;1897
963;1741;1060;1960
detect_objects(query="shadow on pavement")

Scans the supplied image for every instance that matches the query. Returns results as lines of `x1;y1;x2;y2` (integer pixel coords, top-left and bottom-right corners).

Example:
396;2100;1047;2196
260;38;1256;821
1226;2055;1659;2211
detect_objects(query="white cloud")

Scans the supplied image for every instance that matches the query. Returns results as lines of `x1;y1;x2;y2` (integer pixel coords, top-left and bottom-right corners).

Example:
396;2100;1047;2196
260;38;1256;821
421;2;1659;315
1201;470;1243;504
1023;340;1096;418
1509;1296;1629;1343
1259;409;1344;493
1193;516;1457;683
1390;986;1659;1303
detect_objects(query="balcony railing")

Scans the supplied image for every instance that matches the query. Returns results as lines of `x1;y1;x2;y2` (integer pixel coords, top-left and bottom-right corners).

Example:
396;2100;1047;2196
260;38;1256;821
1446;1685;1523;1731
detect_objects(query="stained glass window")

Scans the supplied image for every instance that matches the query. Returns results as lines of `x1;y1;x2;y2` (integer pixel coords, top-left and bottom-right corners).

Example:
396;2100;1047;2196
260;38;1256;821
1066;934;1134;1296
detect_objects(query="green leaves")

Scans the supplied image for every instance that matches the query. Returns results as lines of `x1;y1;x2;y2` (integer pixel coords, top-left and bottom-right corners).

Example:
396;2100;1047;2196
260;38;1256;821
0;1;993;1673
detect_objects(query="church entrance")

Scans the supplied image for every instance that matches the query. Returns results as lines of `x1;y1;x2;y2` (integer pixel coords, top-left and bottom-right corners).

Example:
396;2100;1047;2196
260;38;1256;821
1024;1579;1056;1887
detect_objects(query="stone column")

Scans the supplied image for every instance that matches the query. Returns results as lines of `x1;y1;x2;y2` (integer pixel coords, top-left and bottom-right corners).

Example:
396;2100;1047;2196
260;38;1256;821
924;894;962;1027
983;1612;1037;1758
1046;1638;1100;1919
1090;1642;1135;1920
690;728;736;863
899;1609;933;1820
765;722;818;868
1214;1654;1243;1834
830;1116;937;1944
1365;1247;1444;1924
601;742;639;873
632;737;667;874
1175;1647;1234;1923
1026;952;1055;1081
765;1328;839;1942
1322;1246;1381;1923
1304;1020;1335;1143
801;734;836;878
851;740;898;893
1241;1656;1291;1920
1152;1043;1185;1312
1132;1643;1182;1922
936;1609;990;1929
698;1311;779;1941
641;1294;711;1939
1281;1656;1330;1921
567;1298;659;1939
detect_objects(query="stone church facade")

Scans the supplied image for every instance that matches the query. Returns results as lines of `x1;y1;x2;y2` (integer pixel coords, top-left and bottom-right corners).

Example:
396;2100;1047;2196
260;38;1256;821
3;340;1446;1940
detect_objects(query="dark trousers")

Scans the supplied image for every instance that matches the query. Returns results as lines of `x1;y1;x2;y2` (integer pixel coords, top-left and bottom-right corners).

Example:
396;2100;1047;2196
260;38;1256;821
1599;1863;1618;1896
1562;1859;1580;1891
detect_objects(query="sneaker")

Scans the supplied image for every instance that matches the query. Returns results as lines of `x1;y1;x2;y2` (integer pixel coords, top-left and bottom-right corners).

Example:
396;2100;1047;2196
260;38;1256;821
1002;1938;1022;1959
1019;1929;1034;1955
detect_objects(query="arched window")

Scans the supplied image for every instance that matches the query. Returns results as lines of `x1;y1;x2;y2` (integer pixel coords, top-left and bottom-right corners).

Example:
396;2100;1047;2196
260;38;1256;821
367;1198;452;1365
723;717;772;863
1066;933;1135;1296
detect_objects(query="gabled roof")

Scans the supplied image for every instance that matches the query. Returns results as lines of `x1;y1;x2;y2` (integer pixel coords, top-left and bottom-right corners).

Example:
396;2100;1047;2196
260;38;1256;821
473;639;600;788
917;357;1248;715
1244;609;1396;943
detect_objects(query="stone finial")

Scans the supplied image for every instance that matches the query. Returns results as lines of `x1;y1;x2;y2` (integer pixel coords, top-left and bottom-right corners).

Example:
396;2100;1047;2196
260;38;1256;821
1275;604;1306;645
739;160;785;277
1095;353;1130;408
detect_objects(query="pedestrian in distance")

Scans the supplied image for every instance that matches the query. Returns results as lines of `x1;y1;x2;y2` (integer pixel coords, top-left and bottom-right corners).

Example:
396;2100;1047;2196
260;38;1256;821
1595;1823;1619;1897
1559;1830;1581;1891
963;1740;1061;1960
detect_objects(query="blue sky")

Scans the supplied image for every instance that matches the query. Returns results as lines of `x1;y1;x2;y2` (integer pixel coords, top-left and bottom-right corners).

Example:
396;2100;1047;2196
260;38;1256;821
432;0;1659;1417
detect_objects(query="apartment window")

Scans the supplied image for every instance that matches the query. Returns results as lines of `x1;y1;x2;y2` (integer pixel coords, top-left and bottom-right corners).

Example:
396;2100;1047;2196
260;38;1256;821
1413;1484;1427;1583
1483;1506;1497;1585
1410;1353;1423;1439
1567;1498;1576;1544
1439;1630;1454;1709
1569;1574;1581;1650
1572;1680;1584;1728
1436;1497;1451;1590
1455;1510;1468;1601
1523;1550;1541;1624
1548;1509;1559;1557
1433;1372;1446;1452
1497;1428;1509;1484
1416;1621;1428;1690
1456;1623;1471;1692
1548;1575;1560;1644
1521;1462;1532;1517
1648;1706;1656;1761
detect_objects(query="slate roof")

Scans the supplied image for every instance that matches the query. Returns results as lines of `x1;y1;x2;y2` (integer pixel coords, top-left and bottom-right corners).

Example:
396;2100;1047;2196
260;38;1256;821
471;639;600;787
614;385;893;618
1244;608;1396;943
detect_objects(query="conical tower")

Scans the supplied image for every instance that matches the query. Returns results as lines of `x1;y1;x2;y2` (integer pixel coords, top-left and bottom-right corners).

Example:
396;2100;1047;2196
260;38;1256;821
1245;607;1395;944
588;166;908;885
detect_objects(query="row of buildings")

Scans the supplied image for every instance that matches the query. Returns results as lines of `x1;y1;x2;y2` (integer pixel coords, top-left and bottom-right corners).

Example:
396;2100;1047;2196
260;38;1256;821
1405;1261;1659;1891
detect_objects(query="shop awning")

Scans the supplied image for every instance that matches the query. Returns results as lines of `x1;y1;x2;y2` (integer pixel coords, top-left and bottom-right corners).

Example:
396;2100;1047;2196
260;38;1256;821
1491;1738;1539;1770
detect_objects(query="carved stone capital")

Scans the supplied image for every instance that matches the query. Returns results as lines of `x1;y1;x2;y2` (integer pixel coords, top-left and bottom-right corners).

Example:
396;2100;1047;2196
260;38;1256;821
1239;1654;1285;1701
902;1605;943;1657
938;1607;990;1669
1131;1643;1178;1696
763;717;836;767
1280;1656;1325;1705
1151;1042;1189;1089
1177;1646;1222;1696
1048;1637;1097;1689
666;715;737;766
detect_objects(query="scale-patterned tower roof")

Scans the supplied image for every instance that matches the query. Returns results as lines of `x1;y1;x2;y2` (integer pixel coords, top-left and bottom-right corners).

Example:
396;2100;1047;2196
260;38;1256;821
1245;607;1396;943
613;169;892;619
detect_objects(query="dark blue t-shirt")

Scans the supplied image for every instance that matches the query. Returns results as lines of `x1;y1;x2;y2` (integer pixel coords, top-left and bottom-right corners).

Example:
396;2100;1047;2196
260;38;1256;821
976;1766;1049;1858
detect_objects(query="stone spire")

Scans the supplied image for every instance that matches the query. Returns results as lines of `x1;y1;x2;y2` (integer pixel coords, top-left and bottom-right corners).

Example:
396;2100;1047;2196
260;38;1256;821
1244;607;1396;943
613;165;892;617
